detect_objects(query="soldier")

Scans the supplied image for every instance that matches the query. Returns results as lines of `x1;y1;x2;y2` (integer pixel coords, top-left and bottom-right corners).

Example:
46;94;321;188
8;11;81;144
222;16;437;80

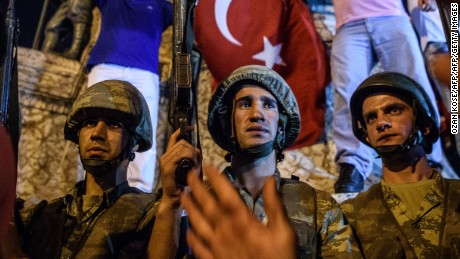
1;80;158;258
86;0;173;194
148;65;360;258
341;72;460;258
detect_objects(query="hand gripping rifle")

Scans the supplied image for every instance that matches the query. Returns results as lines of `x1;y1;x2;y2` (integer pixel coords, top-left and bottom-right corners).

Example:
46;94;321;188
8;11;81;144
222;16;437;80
169;0;202;187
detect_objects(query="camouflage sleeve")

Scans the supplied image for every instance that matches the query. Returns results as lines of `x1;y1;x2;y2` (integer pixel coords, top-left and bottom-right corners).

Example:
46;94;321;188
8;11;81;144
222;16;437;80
136;194;162;232
119;197;161;258
316;191;362;258
19;205;35;228
19;200;49;231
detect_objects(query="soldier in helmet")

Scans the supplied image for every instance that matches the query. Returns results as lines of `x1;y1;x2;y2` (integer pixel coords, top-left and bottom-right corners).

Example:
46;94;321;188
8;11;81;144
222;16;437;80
148;65;360;258
1;80;158;258
341;72;460;257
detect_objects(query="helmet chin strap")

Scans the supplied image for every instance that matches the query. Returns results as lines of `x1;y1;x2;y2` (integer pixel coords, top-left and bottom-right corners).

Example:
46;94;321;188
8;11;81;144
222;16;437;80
374;129;420;164
228;115;284;162
82;158;123;176
227;128;284;162
235;140;275;159
81;139;136;176
228;98;285;162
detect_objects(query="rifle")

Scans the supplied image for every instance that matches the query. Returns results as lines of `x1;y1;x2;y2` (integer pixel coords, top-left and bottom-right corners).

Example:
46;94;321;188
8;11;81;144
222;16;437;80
1;0;20;156
169;0;202;187
1;0;23;243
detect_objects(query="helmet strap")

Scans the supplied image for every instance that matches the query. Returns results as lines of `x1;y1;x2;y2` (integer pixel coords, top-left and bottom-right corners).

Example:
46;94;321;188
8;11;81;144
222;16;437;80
82;158;121;176
81;137;135;176
375;129;422;170
239;140;275;158
226;140;276;162
228;98;285;162
371;103;422;165
129;152;136;161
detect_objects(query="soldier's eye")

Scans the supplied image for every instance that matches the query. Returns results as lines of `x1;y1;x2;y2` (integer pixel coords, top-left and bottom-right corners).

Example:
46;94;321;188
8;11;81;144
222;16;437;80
105;120;123;129
386;104;404;115
365;114;376;125
264;100;277;109
82;119;97;128
236;100;251;108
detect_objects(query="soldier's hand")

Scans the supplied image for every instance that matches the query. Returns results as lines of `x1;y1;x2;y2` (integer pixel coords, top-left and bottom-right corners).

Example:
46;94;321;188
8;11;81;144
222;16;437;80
160;129;201;205
181;167;297;259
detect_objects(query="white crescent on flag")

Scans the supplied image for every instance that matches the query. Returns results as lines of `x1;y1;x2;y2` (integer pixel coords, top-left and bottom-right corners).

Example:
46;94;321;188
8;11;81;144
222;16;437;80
214;0;285;68
215;0;242;46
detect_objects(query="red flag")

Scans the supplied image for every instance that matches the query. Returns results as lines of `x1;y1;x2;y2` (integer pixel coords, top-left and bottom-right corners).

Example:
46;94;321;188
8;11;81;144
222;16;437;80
194;0;330;149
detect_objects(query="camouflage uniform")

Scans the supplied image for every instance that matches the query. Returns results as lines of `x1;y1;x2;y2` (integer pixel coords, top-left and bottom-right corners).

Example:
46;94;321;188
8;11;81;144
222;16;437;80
222;167;361;259
341;174;460;258
19;181;159;259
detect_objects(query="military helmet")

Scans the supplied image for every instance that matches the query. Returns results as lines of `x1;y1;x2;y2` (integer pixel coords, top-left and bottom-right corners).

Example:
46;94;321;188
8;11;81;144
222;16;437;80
350;72;439;149
208;65;300;152
65;80;153;152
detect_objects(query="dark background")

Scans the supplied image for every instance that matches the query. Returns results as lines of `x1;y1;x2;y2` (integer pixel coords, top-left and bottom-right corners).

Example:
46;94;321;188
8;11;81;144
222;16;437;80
14;0;59;48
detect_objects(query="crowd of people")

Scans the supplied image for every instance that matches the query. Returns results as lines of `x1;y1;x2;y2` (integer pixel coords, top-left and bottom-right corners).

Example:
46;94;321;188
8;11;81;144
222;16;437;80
0;0;458;258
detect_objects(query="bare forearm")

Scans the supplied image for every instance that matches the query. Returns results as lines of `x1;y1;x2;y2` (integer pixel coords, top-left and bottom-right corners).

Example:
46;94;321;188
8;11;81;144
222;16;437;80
147;199;182;259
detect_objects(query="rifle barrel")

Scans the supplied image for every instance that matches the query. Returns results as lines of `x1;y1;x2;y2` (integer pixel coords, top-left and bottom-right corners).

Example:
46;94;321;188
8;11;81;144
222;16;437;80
1;0;18;126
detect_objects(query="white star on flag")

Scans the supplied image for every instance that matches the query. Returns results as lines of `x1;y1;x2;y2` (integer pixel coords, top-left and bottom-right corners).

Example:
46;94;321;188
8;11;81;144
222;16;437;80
252;36;286;68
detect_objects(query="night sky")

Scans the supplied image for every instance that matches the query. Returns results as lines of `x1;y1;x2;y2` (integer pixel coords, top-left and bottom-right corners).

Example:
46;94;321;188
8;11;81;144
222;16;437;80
15;0;59;48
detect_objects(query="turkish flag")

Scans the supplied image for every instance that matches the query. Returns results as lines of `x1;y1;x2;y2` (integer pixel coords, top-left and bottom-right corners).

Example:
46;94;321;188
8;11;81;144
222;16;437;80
194;0;329;149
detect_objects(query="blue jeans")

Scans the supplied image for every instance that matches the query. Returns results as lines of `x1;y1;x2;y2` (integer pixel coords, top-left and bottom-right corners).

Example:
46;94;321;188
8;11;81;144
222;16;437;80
331;15;442;177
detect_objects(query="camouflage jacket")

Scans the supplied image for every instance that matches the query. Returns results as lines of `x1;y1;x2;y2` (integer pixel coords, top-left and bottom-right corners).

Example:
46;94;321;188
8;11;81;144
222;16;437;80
223;167;360;259
341;175;460;258
19;181;159;259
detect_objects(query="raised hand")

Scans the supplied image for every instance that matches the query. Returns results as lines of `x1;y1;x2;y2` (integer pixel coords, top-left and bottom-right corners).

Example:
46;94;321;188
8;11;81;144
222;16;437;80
181;166;297;259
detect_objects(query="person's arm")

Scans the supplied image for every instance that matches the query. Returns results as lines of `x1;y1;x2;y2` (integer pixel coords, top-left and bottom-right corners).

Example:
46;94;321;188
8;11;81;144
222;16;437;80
181;166;298;259
147;129;201;259
0;220;29;258
317;192;362;258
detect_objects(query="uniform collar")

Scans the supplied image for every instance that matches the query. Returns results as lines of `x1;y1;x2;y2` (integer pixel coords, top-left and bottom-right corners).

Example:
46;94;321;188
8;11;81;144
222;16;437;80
381;170;444;205
64;181;132;217
222;166;281;190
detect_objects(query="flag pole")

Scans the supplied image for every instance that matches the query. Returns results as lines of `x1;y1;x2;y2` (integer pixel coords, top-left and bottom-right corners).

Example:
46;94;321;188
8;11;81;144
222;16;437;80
32;0;51;49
